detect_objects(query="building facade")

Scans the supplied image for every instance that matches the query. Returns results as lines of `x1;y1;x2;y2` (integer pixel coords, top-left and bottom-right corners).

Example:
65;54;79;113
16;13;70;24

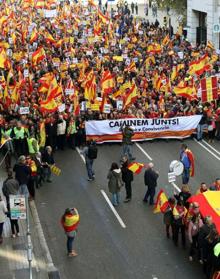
187;0;220;48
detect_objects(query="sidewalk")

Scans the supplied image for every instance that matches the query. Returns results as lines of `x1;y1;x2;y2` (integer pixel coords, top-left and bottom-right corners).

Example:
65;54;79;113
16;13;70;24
0;172;52;279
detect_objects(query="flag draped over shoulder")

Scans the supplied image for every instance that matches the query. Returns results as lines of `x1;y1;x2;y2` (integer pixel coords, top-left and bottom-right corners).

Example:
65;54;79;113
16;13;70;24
188;192;220;234
128;162;144;174
153;190;169;213
186;148;195;177
200;76;218;103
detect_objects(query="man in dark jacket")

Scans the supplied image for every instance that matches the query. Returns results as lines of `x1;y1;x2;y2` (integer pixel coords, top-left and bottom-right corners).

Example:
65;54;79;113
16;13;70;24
42;146;55;182
143;162;159;205
13;155;31;196
121;156;133;202
120;125;135;161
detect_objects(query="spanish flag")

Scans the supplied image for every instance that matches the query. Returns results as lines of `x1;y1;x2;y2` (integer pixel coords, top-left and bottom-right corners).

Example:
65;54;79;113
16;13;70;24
173;84;196;100
100;70;115;95
188;54;211;76
128;162;144;174
201;76;218;103
45;32;56;44
32;47;46;65
123;83;138;109
30;28;38;43
145;56;155;70
84;70;97;101
153;190;169;213
188;192;220;234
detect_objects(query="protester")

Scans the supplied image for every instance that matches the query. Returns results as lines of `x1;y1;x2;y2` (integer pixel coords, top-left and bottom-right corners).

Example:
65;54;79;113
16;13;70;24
0;195;8;244
2;170;19;209
174;184;191;209
61;207;80;257
188;213;203;261
196;182;209;194
81;140;97;181
180;144;194;185
173;200;186;248
163;197;175;239
13;155;31;197
121;156;134;202
143;162;159;205
42;146;55;183
210;178;220;191
107;162;123;206
120;125;135;161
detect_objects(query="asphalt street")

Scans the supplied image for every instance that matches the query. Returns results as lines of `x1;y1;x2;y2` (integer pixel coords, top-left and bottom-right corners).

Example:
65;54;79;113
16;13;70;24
35;137;220;279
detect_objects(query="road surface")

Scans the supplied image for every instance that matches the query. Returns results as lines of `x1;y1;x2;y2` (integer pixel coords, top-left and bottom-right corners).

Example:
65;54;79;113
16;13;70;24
35;137;220;279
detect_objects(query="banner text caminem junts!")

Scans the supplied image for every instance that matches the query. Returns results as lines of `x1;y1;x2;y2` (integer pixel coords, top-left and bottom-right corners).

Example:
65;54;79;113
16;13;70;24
85;115;202;143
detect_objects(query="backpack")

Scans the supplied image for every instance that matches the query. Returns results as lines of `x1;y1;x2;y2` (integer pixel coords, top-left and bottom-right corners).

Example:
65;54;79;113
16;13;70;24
88;145;98;159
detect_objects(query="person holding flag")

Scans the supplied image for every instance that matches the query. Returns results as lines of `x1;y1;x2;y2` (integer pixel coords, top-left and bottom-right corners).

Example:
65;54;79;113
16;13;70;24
121;156;134;203
180;144;195;185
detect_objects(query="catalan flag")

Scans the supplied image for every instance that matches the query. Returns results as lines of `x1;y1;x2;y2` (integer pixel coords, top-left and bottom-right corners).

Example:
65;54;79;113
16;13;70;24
128;162;144;174
98;9;110;24
50;165;61;176
188;191;220;234
147;43;162;54
206;40;215;51
201;76;218;103
162;34;170;46
153;190;169;213
125;61;137;73
188;54;211;76
100;70;115;95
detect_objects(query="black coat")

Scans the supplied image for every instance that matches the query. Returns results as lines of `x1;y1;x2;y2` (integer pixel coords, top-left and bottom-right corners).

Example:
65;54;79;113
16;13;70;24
144;168;158;187
42;152;55;166
13;163;31;185
121;162;133;183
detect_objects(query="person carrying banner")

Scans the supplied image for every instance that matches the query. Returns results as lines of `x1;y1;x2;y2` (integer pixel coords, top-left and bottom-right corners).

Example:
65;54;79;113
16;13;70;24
180;144;195;185
120;125;135;161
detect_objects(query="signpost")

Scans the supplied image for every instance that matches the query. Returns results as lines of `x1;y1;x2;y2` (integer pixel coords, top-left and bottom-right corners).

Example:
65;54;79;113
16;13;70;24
10;195;32;279
168;160;184;191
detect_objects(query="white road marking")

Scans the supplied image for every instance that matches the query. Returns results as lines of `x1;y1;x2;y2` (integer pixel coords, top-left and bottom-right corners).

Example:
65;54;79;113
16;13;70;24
202;140;220;156
135;143;153;161
193;138;220;161
76;147;86;164
171;182;181;193
100;189;126;229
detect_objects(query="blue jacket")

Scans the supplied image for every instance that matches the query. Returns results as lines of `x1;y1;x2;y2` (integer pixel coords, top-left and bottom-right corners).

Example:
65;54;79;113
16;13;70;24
180;151;191;168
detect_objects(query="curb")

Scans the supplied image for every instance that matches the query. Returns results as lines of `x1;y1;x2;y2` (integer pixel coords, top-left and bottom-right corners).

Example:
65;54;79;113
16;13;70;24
30;201;61;279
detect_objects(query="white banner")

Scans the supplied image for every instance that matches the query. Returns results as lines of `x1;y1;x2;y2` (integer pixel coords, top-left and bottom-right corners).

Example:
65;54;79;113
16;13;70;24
85;115;202;143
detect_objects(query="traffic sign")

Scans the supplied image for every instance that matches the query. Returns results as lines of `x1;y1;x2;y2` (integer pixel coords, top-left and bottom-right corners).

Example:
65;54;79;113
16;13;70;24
213;24;220;33
168;172;176;183
9;195;27;220
169;160;184;176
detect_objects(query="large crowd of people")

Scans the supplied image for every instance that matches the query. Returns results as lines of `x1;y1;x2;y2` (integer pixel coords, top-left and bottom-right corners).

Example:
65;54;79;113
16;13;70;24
0;0;219;277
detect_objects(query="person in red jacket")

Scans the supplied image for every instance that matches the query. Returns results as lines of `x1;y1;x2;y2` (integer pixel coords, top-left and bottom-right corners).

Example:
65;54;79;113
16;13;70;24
61;208;80;257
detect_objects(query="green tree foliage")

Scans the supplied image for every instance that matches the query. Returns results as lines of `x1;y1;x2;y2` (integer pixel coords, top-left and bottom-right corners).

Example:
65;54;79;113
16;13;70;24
156;0;187;14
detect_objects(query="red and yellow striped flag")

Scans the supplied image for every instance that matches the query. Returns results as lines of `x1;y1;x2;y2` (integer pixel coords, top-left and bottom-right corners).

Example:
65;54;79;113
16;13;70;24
188;54;211;76
123;83;138;109
188;191;220;234
201;76;218;103
128;162;144;174
154;190;169;213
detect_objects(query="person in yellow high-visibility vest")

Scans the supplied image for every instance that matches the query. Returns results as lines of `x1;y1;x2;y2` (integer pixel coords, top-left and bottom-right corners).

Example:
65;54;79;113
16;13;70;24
27;134;39;156
61;208;80;257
